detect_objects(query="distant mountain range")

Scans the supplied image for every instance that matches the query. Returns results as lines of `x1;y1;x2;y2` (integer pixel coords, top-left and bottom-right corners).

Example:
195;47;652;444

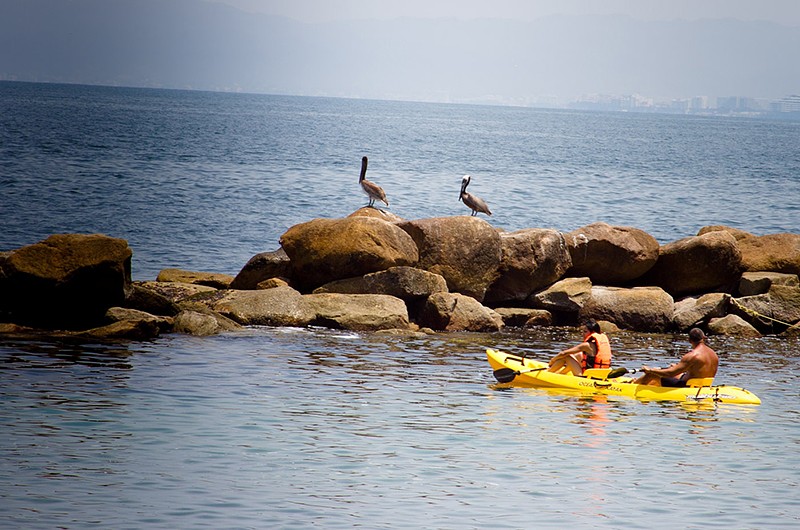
1;0;798;103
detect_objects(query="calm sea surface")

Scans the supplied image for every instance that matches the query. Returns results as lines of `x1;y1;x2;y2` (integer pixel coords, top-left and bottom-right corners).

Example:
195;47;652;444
1;82;800;528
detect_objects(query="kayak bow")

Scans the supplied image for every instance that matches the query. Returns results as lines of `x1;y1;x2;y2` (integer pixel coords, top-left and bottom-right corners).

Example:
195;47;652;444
487;348;761;405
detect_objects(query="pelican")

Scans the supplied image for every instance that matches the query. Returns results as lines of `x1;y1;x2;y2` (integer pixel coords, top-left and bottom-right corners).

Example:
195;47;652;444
459;174;492;216
359;156;389;208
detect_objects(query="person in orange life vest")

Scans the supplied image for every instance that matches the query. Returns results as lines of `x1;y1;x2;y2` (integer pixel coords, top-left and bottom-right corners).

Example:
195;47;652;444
547;319;612;375
634;328;718;387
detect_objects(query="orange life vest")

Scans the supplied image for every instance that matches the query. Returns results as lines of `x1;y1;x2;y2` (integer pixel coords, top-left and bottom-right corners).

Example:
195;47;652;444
583;332;612;369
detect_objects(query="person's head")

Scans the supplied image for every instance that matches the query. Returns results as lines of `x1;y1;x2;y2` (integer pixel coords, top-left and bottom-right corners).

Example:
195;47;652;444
689;327;706;345
584;319;601;334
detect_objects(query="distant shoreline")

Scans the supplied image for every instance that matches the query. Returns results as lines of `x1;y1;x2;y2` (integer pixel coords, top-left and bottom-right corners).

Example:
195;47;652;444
2;80;798;121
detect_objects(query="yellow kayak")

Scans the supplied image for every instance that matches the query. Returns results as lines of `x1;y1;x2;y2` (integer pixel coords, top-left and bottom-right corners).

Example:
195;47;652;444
487;348;761;405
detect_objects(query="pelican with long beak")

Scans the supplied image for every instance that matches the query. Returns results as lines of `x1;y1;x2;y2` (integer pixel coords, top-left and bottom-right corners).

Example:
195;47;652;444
459;174;492;216
359;156;389;208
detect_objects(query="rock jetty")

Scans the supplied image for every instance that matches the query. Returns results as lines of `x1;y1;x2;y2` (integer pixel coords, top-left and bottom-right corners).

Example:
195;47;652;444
1;211;799;341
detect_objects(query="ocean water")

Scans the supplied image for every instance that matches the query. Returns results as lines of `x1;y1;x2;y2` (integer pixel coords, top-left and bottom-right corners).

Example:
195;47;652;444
1;81;800;528
1;81;798;281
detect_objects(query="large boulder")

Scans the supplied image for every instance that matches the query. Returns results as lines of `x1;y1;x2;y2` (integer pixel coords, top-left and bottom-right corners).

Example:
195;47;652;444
77;319;162;341
708;314;762;337
565;223;660;285
398;216;501;302
579;286;674;332
697;225;754;241
639;231;742;297
105;307;173;333
484;228;572;304
124;283;181;316
494;307;553;327
672;293;730;331
157;268;234;289
313;266;447;302
207;286;410;331
698;227;800;276
0;234;132;329
738;271;799;296
280;217;419;291
135;280;218;304
529;277;593;318
230;249;292;290
304;293;410;331
348;207;405;223
738;234;800;275
172;310;227;336
210;286;313;327
418;292;503;332
731;285;800;333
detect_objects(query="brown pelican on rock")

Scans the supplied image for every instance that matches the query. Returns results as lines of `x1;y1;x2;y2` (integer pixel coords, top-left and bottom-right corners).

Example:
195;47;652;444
359;156;389;208
459;174;492;216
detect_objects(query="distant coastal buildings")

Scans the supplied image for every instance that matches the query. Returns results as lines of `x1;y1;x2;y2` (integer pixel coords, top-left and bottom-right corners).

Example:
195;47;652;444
771;94;800;113
565;93;800;118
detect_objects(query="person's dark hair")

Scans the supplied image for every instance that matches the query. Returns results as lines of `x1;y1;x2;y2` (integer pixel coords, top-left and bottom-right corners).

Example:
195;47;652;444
689;327;706;344
585;319;601;333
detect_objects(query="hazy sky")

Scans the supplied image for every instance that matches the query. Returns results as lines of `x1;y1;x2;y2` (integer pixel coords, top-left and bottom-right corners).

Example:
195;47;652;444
222;0;800;25
2;0;797;103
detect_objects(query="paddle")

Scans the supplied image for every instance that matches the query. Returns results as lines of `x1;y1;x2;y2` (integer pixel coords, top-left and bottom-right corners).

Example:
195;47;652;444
493;366;547;383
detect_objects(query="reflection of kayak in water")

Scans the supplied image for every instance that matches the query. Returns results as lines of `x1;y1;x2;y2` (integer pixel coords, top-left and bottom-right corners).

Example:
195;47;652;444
487;348;762;405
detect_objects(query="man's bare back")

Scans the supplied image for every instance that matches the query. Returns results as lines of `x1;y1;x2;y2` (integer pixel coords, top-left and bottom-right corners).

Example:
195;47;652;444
635;328;718;386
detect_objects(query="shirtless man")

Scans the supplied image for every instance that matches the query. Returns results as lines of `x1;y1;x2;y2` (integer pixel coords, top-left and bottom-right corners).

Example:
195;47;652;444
635;328;718;387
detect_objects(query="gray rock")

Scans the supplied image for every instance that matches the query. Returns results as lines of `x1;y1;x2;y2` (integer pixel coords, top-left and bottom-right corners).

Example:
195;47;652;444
530;277;593;314
484;228;572;304
136;280;218;303
419;292;504;332
230;249;292;290
708;314;762;337
125;283;181;316
732;285;800;333
565;222;660;285
494;307;553;327
304;293;410;331
280;216;419;291
314;266;447;301
173;310;224;336
580;286;674;332
639;231;742;297
210;286;313;327
105;306;173;332
157;268;234;289
672;293;730;331
398;216;501;302
78;319;161;341
738;271;799;296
